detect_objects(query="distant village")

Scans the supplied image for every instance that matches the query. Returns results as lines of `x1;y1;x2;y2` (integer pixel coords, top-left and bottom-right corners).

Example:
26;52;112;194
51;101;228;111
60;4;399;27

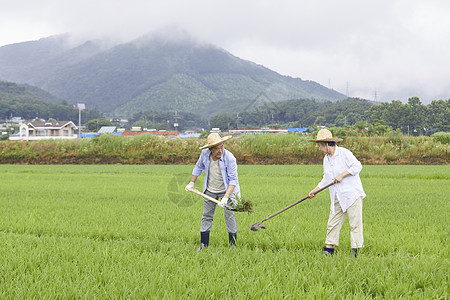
1;116;309;141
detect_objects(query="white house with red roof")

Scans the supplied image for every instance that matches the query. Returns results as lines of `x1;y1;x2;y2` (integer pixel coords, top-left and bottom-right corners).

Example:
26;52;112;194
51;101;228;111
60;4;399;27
10;121;78;141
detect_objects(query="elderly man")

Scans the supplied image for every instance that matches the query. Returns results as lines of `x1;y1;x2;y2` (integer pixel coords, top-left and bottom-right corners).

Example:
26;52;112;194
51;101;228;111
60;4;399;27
308;129;366;257
185;133;240;250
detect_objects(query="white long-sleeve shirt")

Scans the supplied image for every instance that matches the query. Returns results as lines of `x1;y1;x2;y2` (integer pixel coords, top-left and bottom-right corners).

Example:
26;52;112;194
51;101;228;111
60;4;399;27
318;146;366;213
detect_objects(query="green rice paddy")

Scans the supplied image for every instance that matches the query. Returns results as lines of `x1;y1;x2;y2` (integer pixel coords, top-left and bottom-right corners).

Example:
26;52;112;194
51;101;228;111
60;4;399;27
0;164;448;298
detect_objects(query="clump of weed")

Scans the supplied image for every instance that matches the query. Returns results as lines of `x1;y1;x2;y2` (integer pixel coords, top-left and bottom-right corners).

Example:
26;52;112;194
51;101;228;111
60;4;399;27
230;193;254;213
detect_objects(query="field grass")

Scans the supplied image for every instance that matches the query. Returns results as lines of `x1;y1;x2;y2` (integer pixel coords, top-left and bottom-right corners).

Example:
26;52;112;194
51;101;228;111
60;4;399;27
0;164;448;298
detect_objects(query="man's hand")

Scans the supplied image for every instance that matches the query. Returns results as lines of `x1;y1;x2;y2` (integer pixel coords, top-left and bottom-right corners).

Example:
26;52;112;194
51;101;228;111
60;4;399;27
185;181;195;192
219;197;229;208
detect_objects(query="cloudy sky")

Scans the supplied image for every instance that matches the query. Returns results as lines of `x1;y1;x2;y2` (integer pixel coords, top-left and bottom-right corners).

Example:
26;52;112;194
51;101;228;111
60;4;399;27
1;0;449;103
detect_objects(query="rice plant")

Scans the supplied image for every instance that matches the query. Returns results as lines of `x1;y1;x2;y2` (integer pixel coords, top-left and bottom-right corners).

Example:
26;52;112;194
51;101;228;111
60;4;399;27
0;164;448;298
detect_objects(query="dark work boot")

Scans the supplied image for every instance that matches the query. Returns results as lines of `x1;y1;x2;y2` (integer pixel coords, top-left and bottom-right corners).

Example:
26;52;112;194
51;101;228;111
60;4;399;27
199;231;210;251
351;248;358;258
228;232;237;247
323;246;335;256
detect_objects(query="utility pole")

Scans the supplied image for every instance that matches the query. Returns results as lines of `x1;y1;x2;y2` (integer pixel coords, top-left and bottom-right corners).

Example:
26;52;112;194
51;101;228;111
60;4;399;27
77;103;85;138
173;111;179;132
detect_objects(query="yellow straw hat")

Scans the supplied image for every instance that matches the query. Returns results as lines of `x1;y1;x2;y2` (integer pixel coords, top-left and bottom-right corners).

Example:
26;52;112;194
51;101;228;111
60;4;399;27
308;129;343;142
200;133;233;150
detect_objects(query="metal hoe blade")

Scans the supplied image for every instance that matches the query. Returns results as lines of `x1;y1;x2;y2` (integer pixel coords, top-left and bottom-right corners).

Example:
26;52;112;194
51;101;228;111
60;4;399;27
248;223;266;231
225;204;238;212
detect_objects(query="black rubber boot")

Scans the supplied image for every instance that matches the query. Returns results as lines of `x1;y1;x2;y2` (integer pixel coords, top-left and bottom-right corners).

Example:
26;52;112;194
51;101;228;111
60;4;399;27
228;232;237;247
323;246;335;256
199;231;210;250
351;248;358;258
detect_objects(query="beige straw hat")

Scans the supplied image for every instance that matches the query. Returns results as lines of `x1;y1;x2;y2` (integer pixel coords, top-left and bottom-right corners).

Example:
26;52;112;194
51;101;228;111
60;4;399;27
200;133;233;150
308;129;343;142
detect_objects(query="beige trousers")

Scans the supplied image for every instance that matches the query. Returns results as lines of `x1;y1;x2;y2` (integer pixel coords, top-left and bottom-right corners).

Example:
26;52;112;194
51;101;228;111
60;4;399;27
325;196;363;249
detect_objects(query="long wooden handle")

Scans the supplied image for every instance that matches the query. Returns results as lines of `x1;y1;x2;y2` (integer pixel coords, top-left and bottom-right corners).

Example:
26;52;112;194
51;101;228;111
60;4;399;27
259;182;334;223
186;187;222;205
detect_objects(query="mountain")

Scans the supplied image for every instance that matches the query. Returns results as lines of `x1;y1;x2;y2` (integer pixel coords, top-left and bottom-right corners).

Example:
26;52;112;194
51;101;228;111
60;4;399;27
0;80;71;120
0;35;72;80
0;32;347;117
0;80;103;122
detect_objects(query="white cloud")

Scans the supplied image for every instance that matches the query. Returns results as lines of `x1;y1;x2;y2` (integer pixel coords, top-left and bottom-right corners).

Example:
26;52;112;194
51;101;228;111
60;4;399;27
0;0;449;103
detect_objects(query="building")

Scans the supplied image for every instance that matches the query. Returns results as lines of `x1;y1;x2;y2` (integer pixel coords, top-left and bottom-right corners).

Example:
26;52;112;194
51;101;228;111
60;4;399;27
10;121;78;141
121;130;180;138
178;131;201;138
228;128;288;135
98;126;117;134
287;128;309;134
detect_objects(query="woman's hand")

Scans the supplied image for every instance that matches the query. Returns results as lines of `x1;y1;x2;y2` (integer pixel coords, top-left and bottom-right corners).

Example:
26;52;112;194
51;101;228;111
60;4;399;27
334;171;351;183
308;187;320;198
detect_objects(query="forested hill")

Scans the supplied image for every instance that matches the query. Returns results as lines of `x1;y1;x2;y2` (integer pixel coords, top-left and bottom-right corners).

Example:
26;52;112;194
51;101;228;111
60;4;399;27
0;81;101;121
0;33;346;117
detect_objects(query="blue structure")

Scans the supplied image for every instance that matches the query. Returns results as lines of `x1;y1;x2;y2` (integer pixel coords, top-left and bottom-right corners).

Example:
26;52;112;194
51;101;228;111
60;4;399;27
79;133;99;138
287;128;308;133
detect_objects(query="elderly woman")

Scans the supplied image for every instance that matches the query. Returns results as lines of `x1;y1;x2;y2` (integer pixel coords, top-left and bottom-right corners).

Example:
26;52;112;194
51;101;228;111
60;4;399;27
308;129;366;257
185;133;240;250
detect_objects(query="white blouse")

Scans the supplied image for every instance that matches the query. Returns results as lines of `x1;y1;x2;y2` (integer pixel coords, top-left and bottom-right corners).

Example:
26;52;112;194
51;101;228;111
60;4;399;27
318;146;366;213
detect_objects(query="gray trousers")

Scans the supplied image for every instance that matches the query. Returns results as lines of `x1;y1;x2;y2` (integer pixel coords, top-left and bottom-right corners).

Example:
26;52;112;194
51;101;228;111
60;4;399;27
200;190;237;233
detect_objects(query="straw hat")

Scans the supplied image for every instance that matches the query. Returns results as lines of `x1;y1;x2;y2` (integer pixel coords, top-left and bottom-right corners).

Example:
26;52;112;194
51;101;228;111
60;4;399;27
200;133;233;150
308;129;343;142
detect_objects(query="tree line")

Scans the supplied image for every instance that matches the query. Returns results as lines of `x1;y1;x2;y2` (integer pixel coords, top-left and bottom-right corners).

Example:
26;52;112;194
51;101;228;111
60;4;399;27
207;97;449;135
127;97;448;135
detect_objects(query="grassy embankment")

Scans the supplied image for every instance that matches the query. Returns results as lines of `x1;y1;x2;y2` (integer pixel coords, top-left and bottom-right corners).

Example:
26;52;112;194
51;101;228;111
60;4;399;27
0;133;448;164
0;164;448;298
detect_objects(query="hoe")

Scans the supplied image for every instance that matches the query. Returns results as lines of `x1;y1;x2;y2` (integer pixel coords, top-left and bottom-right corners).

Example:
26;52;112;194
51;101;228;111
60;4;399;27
248;182;334;231
186;187;249;212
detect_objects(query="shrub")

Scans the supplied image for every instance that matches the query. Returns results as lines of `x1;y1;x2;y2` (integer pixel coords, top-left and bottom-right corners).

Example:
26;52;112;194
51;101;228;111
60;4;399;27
0;133;448;164
432;132;450;144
